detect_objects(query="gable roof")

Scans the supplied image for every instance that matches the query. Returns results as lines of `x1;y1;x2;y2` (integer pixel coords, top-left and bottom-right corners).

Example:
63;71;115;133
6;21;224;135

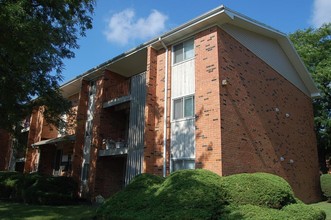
61;5;319;98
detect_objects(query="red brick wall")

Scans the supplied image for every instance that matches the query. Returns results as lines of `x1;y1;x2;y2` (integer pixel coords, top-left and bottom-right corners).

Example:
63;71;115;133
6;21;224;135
144;46;159;174
24;106;44;173
67;93;80;135
41;123;58;139
89;76;106;199
38;145;56;175
72;80;89;184
194;27;223;175
217;28;320;203
143;46;172;176
103;70;130;101
94;156;126;198
0;129;11;170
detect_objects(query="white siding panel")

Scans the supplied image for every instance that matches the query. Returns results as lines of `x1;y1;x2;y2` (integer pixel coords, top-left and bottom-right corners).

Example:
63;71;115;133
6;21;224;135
221;24;309;95
171;59;195;98
170;119;195;159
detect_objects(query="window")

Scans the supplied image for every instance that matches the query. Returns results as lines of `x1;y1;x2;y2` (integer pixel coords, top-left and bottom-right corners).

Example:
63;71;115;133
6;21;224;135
173;38;194;64
172;158;195;172
173;96;194;120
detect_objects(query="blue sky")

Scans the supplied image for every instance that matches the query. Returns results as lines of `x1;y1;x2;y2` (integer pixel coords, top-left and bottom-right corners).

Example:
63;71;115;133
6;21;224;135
60;0;331;83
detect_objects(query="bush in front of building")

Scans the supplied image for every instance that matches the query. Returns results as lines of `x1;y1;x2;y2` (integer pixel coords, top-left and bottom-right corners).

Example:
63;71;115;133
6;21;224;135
0;171;23;200
97;173;164;219
225;203;326;220
96;170;325;220
97;169;229;219
152;169;229;219
23;175;78;205
321;174;331;202
221;172;296;209
0;172;78;205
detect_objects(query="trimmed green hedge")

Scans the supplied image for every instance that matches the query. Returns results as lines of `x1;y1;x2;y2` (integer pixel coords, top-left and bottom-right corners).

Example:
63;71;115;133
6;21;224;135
97;169;229;219
96;170;325;220
0;172;78;205
225;204;326;220
321;174;331;202
222;172;296;209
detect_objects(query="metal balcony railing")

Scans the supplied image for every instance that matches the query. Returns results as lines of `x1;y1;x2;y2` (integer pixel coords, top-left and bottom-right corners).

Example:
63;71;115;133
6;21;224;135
99;139;128;156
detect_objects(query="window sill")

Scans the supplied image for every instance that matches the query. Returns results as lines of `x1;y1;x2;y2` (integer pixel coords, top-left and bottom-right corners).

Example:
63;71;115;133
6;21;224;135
171;116;195;123
172;57;195;67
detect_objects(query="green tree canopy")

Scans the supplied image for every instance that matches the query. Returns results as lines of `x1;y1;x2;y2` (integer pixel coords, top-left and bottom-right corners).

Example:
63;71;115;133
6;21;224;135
0;0;95;136
290;24;331;172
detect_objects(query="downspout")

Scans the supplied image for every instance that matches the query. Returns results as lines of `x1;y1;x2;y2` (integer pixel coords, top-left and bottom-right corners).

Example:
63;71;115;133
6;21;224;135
159;37;168;177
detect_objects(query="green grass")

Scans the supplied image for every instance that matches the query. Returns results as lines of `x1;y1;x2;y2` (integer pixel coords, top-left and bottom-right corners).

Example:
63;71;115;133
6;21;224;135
311;201;331;220
0;202;97;220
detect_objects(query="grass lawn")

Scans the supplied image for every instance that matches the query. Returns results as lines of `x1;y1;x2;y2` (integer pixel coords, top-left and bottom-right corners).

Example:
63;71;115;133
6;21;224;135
311;201;331;220
0;200;330;220
0;201;97;220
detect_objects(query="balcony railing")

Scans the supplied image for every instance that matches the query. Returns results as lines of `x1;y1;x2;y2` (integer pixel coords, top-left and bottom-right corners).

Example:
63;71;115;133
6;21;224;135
99;139;128;156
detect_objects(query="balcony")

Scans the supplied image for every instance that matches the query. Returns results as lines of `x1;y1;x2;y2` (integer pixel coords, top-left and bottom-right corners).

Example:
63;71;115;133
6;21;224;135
99;139;128;156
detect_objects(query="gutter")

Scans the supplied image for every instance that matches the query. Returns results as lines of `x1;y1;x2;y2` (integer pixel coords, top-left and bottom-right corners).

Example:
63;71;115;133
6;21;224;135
159;38;168;178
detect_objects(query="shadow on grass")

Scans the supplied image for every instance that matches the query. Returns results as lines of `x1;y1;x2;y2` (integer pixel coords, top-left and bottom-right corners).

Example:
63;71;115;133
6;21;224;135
0;201;97;220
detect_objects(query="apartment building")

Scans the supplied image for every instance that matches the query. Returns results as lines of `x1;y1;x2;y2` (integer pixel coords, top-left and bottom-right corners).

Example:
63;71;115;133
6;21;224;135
0;5;321;203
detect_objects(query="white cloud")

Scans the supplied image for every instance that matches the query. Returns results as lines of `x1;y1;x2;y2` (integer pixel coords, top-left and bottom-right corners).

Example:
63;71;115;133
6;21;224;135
311;0;331;27
104;8;168;45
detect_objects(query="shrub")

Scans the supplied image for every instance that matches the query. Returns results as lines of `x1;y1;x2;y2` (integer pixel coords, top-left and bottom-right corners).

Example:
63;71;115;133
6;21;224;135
282;203;326;220
23;175;78;205
320;174;331;202
97;170;325;220
0;172;78;205
221;172;296;209
224;204;287;220
0;172;23;200
153;169;228;219
97;169;229;219
97;173;164;219
223;204;326;220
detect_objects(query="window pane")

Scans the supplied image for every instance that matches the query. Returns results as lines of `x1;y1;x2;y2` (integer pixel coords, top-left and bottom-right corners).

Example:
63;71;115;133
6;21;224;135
184;160;195;169
174;43;183;63
184;39;194;60
172;159;195;172
184;96;194;117
173;98;183;120
173;160;184;171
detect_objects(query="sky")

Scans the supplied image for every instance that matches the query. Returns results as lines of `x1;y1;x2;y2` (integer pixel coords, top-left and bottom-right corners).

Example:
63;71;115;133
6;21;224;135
60;0;331;83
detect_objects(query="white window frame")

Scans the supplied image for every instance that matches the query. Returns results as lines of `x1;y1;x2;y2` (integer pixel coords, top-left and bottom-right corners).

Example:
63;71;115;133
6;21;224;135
172;38;194;65
171;157;195;173
172;94;195;121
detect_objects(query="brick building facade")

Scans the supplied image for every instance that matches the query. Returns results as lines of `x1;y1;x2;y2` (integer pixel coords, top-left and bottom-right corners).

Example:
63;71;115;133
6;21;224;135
0;6;321;203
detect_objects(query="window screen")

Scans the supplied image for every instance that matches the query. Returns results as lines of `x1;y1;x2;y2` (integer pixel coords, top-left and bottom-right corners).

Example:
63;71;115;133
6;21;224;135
184;96;194;117
172;159;195;171
174;43;184;64
173;38;194;64
173;95;194;120
184;39;194;60
173;98;183;120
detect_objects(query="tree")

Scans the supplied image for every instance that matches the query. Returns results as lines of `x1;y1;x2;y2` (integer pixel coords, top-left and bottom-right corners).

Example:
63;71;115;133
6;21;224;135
290;24;331;172
0;0;95;139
